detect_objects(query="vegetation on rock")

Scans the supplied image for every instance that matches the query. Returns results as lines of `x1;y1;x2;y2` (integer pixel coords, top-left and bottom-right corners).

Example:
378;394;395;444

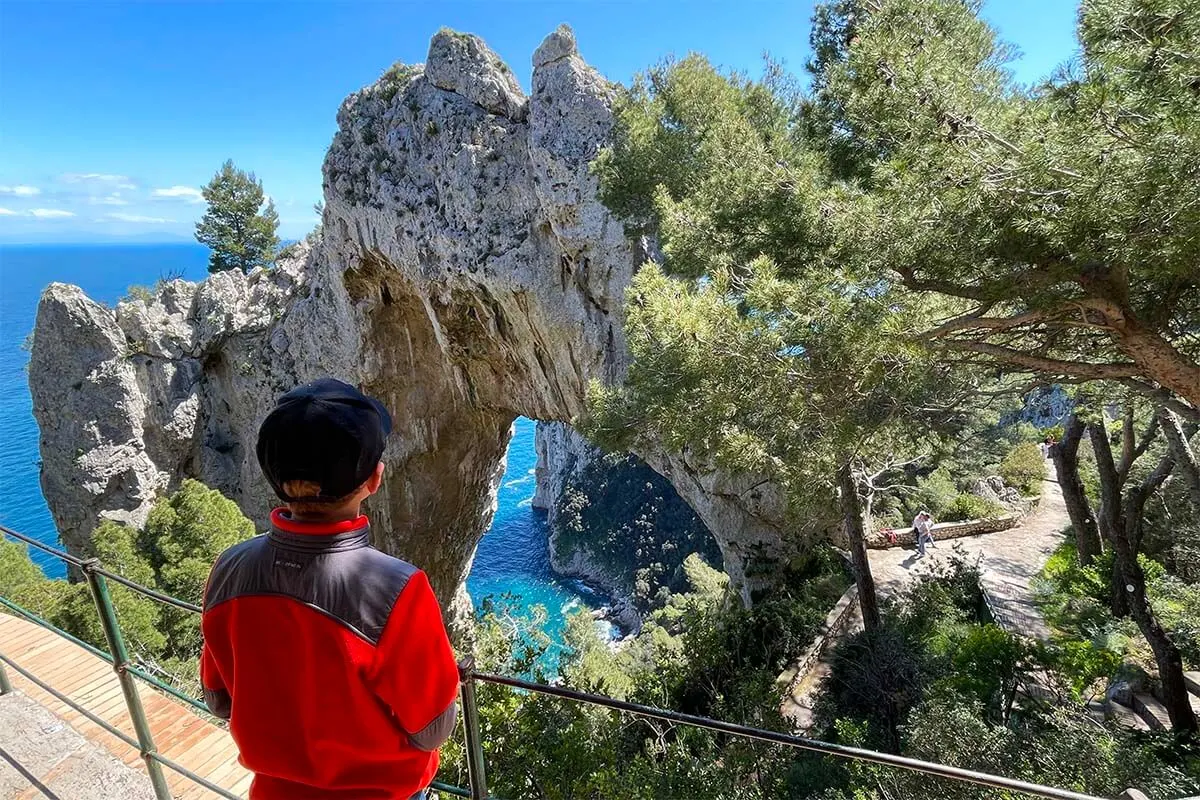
552;451;722;612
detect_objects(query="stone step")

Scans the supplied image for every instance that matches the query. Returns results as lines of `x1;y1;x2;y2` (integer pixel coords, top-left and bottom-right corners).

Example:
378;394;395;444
1107;698;1151;732
1184;671;1200;697
1133;692;1171;731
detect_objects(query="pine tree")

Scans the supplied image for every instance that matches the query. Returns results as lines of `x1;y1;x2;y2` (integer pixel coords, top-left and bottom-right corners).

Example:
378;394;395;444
194;160;280;274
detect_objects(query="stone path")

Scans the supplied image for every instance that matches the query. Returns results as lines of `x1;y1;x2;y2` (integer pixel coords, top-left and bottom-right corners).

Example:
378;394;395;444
0;690;156;800
782;461;1069;728
867;461;1069;641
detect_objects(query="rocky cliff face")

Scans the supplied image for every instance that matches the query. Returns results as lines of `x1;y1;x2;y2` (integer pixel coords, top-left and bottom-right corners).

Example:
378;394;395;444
29;25;798;614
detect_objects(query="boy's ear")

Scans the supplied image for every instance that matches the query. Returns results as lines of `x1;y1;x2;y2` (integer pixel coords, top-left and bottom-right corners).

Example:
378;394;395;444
366;461;385;494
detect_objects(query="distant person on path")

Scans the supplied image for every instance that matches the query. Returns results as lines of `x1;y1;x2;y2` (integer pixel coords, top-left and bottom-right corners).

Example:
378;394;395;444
1041;435;1057;459
914;510;935;558
199;378;459;800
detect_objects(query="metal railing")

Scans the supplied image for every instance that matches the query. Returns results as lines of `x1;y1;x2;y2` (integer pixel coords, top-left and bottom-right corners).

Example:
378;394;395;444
0;523;1114;800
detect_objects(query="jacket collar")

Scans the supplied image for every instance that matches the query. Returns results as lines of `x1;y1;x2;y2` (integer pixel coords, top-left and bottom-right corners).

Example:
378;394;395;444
270;508;368;535
268;509;371;552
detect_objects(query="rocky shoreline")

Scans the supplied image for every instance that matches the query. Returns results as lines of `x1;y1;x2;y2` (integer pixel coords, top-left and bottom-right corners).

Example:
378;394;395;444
545;517;642;637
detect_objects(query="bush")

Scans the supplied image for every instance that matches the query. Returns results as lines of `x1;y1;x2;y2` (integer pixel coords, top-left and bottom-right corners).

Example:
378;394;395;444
908;467;958;520
124;284;154;305
819;626;923;751
943;493;1006;522
999;442;1045;493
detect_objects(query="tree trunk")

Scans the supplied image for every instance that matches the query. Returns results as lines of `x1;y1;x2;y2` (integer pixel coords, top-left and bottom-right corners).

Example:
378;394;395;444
1159;408;1200;508
1054;414;1102;565
838;462;882;633
1089;422;1130;617
1121;466;1196;734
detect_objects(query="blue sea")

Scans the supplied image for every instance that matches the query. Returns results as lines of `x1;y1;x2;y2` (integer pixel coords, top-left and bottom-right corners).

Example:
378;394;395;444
0;244;601;655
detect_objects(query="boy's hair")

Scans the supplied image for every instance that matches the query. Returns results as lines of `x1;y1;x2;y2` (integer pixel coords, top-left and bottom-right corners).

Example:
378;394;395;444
282;479;356;515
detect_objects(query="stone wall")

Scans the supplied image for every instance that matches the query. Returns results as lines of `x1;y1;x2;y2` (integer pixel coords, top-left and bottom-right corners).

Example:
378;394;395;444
861;514;1028;549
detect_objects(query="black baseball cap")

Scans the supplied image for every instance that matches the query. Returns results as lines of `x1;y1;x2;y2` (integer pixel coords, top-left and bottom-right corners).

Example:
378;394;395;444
256;378;393;503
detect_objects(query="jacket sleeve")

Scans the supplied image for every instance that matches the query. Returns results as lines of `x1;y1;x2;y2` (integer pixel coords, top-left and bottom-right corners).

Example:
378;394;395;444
199;640;231;719
370;570;460;751
199;564;232;720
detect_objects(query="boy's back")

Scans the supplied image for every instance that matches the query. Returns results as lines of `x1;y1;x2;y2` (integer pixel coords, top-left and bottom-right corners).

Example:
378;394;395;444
200;379;459;800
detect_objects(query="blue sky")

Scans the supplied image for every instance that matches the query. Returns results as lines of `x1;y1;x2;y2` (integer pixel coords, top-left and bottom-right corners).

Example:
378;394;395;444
0;0;1079;243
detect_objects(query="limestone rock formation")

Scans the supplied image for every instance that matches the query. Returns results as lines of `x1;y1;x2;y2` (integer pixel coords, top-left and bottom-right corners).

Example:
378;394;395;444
30;26;798;614
534;422;795;604
31;248;359;560
969;476;1026;511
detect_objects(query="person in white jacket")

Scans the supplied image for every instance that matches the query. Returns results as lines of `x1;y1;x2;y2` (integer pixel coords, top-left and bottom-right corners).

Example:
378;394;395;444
914;511;935;557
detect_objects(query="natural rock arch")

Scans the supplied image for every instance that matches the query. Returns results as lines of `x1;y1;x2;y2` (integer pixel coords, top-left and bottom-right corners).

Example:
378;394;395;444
30;27;798;620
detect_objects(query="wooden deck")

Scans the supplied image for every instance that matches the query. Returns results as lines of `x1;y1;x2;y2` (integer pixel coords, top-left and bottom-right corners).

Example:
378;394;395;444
0;612;251;799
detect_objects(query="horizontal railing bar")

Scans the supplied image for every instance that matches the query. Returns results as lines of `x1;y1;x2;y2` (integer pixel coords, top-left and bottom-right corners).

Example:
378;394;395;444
474;672;1104;800
1;524;85;566
430;779;472;798
90;565;203;614
150;750;242;800
0;650;140;749
0;596;114;664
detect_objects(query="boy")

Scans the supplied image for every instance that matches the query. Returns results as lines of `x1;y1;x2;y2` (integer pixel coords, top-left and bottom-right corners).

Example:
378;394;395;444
200;378;459;800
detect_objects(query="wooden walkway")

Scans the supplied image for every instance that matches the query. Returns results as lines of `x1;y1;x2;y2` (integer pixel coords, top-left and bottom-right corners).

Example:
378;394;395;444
0;612;250;799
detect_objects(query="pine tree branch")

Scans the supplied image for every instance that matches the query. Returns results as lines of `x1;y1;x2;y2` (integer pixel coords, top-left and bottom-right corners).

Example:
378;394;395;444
935;340;1141;381
1117;379;1200;424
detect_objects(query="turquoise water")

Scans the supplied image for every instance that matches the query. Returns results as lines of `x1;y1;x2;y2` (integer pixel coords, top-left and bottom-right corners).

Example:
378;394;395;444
0;244;599;651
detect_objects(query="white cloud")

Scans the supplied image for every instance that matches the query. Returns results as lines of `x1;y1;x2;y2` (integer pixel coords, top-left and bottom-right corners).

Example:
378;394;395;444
61;173;137;190
30;209;76;218
105;213;173;223
0;185;40;196
0;207;17;216
153;185;204;203
87;193;129;206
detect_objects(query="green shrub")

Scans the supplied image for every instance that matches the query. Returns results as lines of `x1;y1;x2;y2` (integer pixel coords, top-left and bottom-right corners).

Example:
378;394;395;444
0;481;254;697
943;493;1006;522
999;442;1045;493
942;624;1028;720
124;284;154;305
819;626;924;751
909;467;958;519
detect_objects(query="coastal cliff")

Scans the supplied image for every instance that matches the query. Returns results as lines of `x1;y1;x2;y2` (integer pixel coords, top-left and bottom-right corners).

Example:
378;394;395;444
534;422;721;630
29;26;799;612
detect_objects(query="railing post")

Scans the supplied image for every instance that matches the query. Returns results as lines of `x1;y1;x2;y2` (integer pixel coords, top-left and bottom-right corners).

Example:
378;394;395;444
0;656;11;695
82;558;173;800
459;657;489;800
